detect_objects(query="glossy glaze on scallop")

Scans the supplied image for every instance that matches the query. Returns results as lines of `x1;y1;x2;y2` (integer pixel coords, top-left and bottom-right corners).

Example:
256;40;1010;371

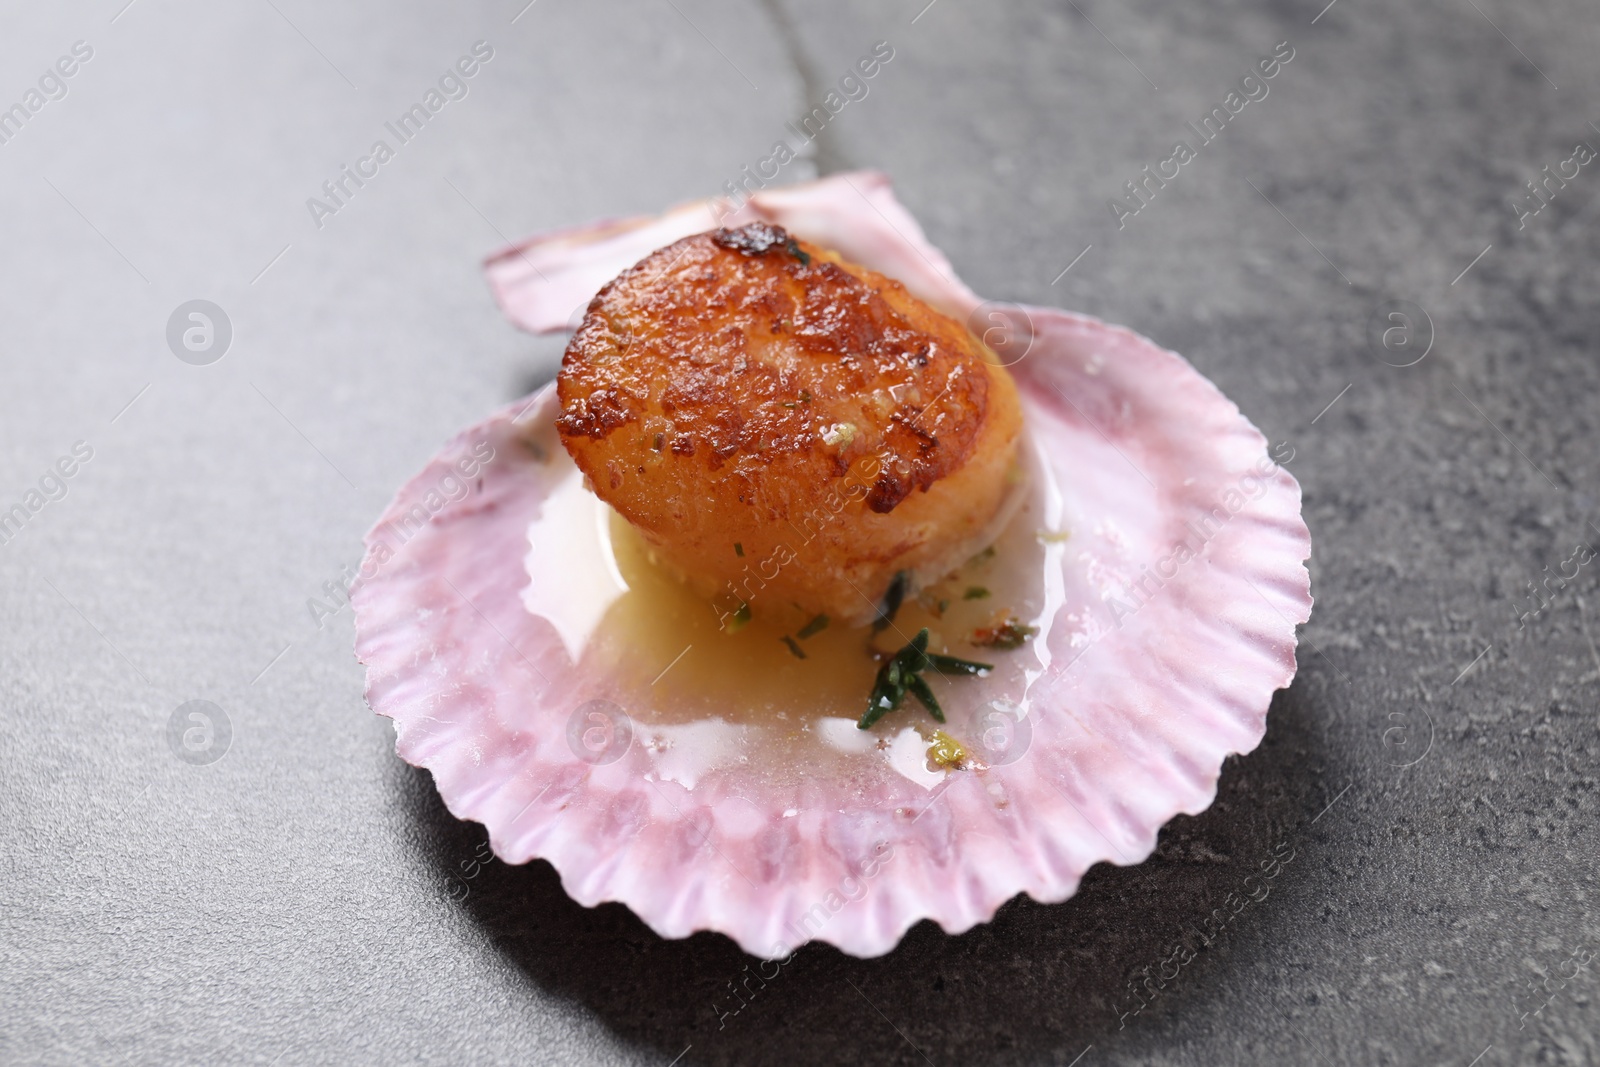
558;221;1022;624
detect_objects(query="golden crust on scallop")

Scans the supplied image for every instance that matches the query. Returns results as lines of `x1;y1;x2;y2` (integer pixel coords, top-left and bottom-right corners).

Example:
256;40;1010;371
557;221;1022;624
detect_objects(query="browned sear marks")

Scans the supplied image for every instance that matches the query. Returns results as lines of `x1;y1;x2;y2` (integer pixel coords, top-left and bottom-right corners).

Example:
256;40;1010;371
557;221;1022;624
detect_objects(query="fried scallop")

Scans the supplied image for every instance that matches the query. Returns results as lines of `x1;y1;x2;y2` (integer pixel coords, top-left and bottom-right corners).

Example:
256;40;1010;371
556;221;1023;625
362;172;1315;959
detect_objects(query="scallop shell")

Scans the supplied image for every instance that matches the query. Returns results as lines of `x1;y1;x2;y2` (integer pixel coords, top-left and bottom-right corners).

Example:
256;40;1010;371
354;172;1312;958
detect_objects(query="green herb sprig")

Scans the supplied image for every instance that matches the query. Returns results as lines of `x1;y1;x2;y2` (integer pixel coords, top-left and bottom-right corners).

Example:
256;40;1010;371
857;628;993;729
872;570;912;632
796;614;830;639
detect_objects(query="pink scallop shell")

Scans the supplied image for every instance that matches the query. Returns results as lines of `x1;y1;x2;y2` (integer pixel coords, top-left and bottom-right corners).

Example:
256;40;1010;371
355;173;1312;958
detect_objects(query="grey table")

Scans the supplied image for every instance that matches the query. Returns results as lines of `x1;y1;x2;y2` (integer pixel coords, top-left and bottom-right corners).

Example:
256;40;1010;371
3;1;1597;1064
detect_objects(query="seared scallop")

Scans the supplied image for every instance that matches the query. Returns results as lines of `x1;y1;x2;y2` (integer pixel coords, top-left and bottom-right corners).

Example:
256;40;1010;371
556;221;1022;626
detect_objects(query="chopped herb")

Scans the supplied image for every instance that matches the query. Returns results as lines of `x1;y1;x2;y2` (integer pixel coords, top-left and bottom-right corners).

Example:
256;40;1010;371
968;546;997;567
926;651;992;676
652;432;665;452
970;615;1038;650
781;635;807;659
725;602;752;634
734;542;744;557
859;629;928;728
860;689;898;730
786;237;811;265
936;598;950;615
872;570;912;632
797;614;830;640
906;675;945;722
963;586;991;600
858;628;985;729
799;389;812;403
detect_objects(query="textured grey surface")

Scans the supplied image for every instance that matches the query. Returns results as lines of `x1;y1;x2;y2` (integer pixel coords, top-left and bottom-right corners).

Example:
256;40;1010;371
2;0;1597;1064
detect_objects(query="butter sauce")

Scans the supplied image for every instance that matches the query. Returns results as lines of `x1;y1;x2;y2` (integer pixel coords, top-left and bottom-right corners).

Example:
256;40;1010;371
521;432;1066;786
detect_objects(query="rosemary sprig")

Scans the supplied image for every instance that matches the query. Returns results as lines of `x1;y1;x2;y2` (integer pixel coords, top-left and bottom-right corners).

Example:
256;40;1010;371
796;614;830;639
872;570;912;632
906;676;944;723
857;628;991;729
926;651;992;676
